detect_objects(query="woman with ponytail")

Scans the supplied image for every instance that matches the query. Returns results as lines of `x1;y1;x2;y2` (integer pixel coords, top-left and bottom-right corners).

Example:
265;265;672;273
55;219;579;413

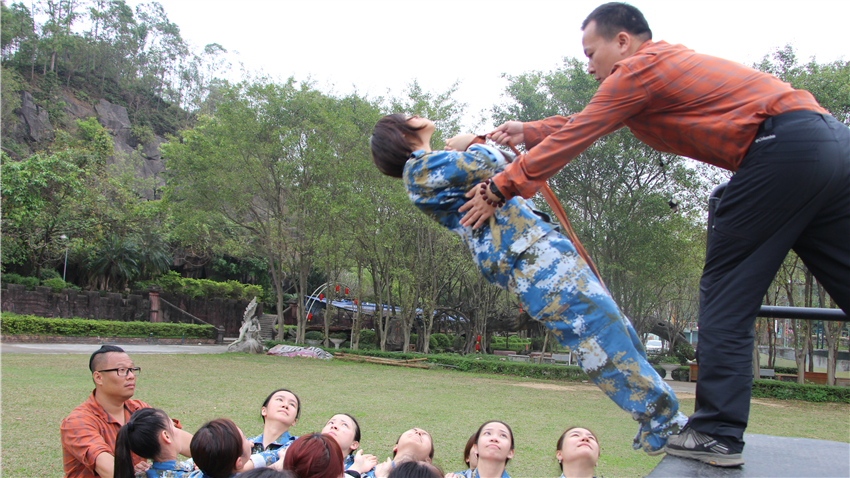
114;408;194;478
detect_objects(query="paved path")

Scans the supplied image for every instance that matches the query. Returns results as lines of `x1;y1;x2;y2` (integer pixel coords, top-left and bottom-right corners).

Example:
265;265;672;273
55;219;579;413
0;342;230;354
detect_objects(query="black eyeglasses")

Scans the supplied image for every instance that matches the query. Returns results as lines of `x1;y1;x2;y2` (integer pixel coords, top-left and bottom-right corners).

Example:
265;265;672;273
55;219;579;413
97;367;141;376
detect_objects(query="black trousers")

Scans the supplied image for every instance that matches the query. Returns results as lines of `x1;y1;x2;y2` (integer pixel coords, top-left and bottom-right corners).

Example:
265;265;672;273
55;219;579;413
689;111;850;451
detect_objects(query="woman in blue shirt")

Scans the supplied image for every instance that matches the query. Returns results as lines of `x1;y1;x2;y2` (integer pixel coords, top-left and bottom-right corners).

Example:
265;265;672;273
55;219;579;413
113;408;196;478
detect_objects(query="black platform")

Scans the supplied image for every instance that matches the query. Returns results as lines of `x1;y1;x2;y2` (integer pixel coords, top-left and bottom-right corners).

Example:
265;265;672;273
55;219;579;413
647;434;850;478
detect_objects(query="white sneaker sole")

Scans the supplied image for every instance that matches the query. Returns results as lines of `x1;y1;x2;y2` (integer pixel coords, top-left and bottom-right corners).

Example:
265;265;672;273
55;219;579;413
666;447;744;467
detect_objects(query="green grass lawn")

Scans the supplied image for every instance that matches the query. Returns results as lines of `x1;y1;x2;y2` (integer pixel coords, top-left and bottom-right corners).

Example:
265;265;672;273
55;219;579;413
2;353;848;478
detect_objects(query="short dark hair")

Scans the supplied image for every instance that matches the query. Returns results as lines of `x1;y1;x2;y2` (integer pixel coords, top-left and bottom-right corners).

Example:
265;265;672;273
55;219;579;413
261;388;301;422
114;408;170;478
581;2;652;41
370;114;427;178
89;345;126;372
282;433;344;478
472;420;515;465
191;418;243;478
387;461;444;478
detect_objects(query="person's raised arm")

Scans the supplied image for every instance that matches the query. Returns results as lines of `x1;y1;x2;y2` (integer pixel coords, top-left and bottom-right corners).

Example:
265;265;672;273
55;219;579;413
488;121;524;147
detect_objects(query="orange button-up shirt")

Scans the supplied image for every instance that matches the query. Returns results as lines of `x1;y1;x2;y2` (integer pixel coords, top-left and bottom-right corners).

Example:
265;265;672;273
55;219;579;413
494;40;827;200
60;390;149;477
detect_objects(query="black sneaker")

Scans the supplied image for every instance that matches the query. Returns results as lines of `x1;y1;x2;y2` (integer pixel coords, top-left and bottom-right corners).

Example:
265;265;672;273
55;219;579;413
665;427;744;467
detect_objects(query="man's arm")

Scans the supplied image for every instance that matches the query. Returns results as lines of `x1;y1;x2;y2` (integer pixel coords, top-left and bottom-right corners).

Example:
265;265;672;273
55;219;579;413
94;452;115;478
460;69;648;228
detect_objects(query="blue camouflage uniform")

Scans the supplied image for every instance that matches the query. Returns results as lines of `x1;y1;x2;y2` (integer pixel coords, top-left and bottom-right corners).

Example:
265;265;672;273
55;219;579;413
248;431;296;467
449;470;510;478
344;454;376;478
145;460;199;478
404;144;688;452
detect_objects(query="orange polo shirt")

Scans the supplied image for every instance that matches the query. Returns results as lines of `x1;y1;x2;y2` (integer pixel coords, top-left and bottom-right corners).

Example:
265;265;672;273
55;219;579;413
60;390;149;477
493;40;827;200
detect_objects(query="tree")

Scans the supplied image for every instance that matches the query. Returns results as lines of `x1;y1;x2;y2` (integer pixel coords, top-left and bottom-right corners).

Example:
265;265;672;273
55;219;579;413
164;78;382;343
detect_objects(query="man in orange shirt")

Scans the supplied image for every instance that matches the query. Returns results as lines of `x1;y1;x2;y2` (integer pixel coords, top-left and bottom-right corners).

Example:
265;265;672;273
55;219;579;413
463;1;849;468
60;345;192;477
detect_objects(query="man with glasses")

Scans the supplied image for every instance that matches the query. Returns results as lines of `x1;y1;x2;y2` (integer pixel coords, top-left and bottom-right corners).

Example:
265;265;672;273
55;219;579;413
60;345;192;477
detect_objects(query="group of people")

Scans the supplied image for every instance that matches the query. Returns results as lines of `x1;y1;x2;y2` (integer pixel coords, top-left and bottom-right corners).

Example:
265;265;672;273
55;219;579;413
370;0;848;470
61;345;602;478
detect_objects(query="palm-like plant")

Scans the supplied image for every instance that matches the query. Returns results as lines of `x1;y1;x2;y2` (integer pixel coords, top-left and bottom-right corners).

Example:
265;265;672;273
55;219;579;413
134;230;172;280
87;235;140;291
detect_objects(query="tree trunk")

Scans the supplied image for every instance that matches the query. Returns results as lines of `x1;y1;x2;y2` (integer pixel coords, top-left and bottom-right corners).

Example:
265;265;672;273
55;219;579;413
350;262;363;350
270;254;286;342
296;264;308;344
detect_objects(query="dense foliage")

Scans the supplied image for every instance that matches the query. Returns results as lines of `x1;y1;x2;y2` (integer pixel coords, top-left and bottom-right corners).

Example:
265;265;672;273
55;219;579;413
0;312;216;338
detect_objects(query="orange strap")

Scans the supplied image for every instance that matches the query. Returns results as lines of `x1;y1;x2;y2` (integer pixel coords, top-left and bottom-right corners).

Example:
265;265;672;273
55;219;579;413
469;136;608;293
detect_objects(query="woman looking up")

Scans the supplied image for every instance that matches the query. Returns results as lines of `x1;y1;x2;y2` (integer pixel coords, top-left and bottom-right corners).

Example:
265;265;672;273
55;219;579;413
556;427;600;478
321;413;377;476
448;421;514;478
250;388;300;456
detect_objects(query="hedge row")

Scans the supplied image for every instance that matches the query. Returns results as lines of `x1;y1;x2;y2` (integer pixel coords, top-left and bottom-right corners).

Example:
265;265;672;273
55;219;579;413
752;379;850;403
133;271;262;301
0;313;216;339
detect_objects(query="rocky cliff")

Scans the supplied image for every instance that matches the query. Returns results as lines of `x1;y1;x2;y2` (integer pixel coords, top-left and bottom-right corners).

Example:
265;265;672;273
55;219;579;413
8;88;168;200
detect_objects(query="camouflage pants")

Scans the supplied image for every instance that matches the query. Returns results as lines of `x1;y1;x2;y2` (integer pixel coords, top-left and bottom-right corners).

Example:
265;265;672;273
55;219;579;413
509;231;688;452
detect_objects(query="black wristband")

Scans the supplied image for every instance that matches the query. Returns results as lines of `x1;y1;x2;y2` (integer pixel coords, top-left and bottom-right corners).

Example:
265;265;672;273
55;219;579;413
346;471;361;478
489;180;505;200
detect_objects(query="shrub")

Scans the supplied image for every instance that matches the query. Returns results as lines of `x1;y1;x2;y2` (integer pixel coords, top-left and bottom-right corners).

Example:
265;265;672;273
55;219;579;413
430;333;451;349
304;331;324;341
21;277;40;290
0;313;215;339
752;379;850;403
2;273;24;285
359;329;376;346
330;332;348;340
158;271;184;293
410;333;418;346
42;278;67;293
452;335;465;350
226;280;244;300
38;269;61;281
244;285;263;300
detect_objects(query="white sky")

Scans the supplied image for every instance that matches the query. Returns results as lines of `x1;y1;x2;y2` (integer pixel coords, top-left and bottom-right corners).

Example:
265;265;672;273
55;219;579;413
134;0;848;129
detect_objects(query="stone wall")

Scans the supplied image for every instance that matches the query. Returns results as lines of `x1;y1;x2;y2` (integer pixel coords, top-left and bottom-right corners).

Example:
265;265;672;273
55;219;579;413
1;284;258;336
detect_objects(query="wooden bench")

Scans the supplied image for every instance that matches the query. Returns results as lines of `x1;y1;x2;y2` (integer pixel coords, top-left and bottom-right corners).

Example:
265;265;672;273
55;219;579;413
494;350;517;356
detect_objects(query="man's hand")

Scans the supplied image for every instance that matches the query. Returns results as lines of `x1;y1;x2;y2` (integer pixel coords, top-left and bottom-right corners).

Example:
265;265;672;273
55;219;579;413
459;183;498;229
444;133;477;151
134;460;151;475
351;449;378;473
488;121;524;146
